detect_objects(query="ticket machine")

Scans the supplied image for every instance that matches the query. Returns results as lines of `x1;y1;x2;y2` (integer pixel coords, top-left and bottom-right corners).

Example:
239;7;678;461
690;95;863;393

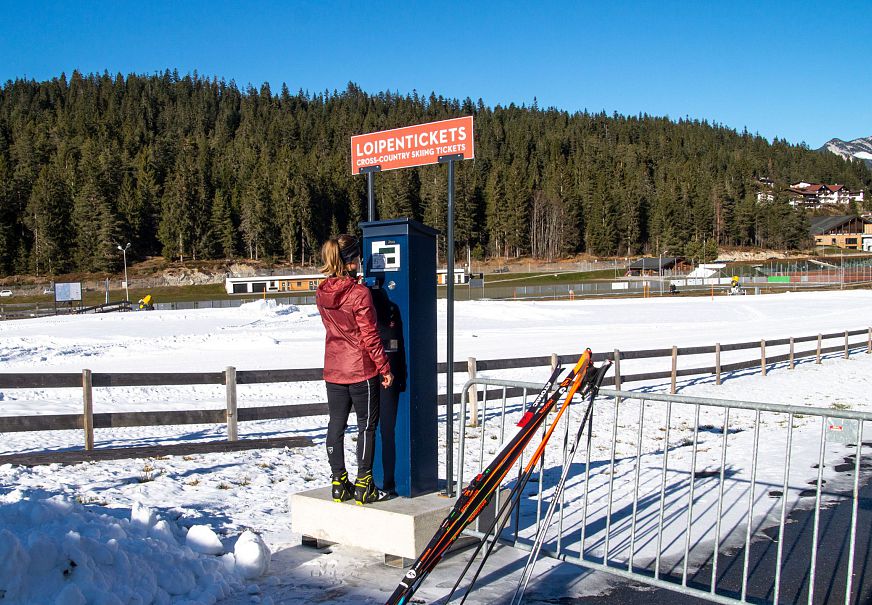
360;218;438;498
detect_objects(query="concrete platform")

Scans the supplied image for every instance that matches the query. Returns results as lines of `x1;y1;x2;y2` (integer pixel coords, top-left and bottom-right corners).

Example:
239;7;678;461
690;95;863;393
290;487;457;561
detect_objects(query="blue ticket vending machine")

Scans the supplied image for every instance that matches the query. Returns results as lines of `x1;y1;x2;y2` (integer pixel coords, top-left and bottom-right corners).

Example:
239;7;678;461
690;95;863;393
360;218;438;498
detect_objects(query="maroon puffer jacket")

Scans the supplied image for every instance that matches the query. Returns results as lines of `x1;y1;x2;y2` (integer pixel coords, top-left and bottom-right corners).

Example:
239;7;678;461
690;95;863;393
316;276;390;384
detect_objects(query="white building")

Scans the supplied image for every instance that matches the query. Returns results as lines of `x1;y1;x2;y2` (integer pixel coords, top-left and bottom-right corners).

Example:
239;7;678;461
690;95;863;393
787;182;864;209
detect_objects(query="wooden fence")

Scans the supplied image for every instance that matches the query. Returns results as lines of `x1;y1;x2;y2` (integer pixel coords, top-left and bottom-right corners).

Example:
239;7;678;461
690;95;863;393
1;328;870;451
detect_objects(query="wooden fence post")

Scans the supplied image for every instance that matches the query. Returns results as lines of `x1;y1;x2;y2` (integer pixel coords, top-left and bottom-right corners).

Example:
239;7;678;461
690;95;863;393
82;369;94;451
845;330;850;359
789;337;795;370
817;334;822;364
671;346;677;394
761;340;767;376
468;357;478;427
715;343;721;385
760;340;766;376
225;366;238;442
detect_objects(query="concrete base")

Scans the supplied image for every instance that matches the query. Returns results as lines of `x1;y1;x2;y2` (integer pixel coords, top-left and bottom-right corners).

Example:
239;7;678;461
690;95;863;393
290;487;456;561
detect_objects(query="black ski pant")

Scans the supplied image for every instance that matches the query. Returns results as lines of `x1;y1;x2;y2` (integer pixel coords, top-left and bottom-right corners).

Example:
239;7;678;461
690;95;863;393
325;376;380;479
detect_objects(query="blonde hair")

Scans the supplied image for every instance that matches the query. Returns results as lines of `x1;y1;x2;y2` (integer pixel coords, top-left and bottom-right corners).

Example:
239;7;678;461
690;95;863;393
320;234;358;277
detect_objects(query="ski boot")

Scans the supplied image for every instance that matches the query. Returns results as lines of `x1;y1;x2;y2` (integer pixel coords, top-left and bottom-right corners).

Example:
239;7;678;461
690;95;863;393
331;471;355;502
354;473;390;505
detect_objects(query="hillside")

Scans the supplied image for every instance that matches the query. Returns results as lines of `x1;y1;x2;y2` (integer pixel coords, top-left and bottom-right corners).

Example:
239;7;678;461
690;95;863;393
1;72;871;279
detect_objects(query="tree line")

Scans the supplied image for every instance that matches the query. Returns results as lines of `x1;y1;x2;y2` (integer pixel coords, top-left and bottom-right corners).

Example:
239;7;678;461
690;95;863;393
0;71;869;276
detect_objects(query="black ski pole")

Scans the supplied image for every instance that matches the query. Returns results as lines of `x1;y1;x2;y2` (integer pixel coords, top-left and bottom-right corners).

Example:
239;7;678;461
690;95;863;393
451;368;604;603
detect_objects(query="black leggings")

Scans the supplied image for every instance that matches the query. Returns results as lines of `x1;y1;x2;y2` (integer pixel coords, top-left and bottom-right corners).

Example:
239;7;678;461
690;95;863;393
325;376;380;478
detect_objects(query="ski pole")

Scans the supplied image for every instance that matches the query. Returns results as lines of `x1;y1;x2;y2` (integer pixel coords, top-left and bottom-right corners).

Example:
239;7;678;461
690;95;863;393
452;367;601;604
512;362;611;604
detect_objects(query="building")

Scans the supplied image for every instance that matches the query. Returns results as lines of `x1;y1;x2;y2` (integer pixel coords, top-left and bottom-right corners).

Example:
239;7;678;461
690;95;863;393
626;256;690;276
809;215;871;249
755;177;775;203
787;182;864;209
225;269;478;294
224;274;326;295
436;268;471;285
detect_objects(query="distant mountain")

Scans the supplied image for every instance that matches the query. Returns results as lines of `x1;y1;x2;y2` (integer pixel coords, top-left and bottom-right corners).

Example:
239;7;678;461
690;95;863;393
821;135;872;167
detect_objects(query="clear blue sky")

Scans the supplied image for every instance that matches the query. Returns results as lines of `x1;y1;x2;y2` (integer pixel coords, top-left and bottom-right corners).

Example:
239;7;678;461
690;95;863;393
1;0;869;149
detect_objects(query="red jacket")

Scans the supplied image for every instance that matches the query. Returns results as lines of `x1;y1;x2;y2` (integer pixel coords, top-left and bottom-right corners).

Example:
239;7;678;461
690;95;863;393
316;276;390;384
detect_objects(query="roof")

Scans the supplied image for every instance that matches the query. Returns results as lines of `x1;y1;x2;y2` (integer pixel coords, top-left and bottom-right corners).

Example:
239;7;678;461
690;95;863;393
788;188;818;197
629;256;678;270
809;215;862;235
790;182;849;195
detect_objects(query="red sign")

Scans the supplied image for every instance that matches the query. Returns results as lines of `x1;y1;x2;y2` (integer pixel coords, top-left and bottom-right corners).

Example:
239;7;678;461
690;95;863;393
350;116;474;175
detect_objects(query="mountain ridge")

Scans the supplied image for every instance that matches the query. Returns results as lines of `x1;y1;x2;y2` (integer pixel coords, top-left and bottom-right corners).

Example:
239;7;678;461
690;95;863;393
821;135;872;168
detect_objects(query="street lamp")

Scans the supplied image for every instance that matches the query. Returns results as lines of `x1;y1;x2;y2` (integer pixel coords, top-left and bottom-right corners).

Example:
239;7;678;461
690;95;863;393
659;250;665;295
117;243;131;302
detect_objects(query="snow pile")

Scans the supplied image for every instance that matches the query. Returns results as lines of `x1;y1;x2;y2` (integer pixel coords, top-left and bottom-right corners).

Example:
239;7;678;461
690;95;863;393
0;490;270;604
238;299;300;317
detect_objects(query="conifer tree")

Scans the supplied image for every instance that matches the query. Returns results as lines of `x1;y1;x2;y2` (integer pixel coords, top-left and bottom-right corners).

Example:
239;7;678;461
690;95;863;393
0;72;870;276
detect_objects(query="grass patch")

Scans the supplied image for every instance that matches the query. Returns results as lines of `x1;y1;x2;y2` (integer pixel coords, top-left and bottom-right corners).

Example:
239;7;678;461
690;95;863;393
485;269;618;285
138;463;157;483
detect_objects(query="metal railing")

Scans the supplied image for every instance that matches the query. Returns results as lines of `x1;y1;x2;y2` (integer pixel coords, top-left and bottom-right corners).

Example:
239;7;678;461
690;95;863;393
455;378;872;604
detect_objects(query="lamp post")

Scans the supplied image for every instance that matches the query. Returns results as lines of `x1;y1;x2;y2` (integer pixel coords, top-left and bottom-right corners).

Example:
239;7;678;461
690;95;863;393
841;247;844;290
659;250;663;295
117;243;131;302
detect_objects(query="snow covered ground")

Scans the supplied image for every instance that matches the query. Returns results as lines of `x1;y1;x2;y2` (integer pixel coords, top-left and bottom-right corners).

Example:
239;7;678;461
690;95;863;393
1;291;871;604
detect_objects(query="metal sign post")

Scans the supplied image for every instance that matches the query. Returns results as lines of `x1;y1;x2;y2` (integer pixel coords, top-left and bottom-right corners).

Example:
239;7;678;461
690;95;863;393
360;166;381;221
351;117;474;498
439;153;463;497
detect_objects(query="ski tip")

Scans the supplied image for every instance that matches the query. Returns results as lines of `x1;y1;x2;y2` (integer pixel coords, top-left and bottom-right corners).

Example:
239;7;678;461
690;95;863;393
517;410;534;427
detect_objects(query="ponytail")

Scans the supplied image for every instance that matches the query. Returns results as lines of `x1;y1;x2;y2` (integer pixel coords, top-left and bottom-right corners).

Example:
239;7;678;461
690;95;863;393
320;239;345;277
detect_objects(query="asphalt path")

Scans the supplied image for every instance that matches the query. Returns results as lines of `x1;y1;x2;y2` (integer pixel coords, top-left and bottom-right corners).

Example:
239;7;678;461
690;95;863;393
523;456;872;605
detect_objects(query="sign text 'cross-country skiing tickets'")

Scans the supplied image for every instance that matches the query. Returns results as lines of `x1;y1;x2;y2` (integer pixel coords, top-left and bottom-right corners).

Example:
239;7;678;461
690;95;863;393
350;116;474;174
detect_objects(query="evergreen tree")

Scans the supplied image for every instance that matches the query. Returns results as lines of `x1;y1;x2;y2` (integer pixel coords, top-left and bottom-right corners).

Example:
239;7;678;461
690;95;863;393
210;189;236;258
24;165;70;275
0;71;869;276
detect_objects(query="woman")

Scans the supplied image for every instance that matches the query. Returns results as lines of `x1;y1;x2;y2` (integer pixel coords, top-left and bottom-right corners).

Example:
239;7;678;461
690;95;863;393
316;233;394;505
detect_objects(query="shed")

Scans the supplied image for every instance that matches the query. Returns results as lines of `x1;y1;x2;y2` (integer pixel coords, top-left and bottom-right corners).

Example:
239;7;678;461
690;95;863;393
627;256;682;276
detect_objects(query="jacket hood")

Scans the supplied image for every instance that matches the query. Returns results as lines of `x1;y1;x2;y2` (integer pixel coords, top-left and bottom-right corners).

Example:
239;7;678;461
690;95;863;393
317;276;356;310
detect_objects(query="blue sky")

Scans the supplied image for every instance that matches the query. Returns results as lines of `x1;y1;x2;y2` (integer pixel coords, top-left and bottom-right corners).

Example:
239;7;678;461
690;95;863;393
1;0;868;148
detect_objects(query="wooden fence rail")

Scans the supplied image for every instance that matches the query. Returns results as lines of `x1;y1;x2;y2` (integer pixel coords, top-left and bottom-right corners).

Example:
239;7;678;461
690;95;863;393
0;327;869;449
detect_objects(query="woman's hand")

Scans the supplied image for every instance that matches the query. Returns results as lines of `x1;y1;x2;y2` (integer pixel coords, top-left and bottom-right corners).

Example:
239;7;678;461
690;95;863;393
381;372;394;388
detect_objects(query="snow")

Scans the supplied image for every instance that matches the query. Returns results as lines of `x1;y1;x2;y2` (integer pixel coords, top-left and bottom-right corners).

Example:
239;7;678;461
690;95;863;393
855;151;872;160
1;290;871;603
0;490;248;604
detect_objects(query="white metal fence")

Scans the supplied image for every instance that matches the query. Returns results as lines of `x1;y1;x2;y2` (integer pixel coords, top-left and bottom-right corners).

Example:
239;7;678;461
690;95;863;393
455;379;872;604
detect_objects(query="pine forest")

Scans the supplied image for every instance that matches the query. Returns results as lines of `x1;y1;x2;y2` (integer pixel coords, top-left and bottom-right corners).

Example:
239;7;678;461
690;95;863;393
1;71;870;277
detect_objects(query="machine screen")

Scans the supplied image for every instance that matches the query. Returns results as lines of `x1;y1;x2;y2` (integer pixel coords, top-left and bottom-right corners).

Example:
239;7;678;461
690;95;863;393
370;241;401;271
